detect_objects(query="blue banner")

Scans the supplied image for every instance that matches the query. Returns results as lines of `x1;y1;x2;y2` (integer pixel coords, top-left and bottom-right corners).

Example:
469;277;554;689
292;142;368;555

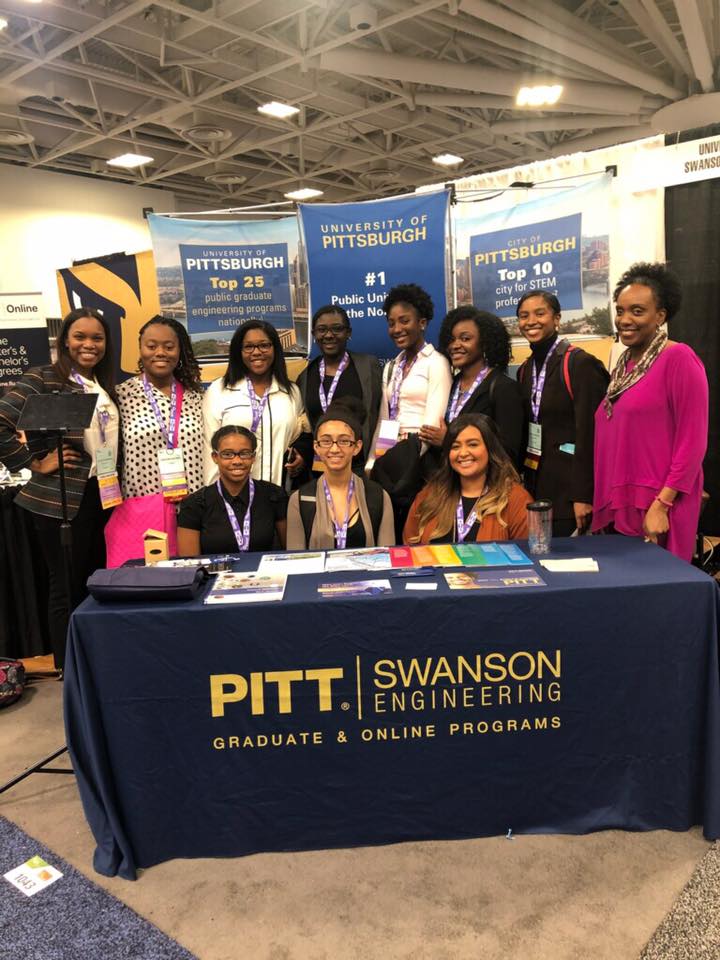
298;191;450;357
147;215;306;358
470;213;582;314
454;173;612;337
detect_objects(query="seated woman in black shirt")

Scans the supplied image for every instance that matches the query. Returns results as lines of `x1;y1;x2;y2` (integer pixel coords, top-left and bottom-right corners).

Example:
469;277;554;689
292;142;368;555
286;398;394;550
177;425;287;555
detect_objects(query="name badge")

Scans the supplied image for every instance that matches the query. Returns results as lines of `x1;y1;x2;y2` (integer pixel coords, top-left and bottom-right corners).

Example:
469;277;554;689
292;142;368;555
374;419;400;460
527;422;542;456
158;447;188;500
95;447;122;509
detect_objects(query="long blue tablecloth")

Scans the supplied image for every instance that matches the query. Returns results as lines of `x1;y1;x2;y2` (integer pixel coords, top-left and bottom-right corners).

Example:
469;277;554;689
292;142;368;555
64;537;720;879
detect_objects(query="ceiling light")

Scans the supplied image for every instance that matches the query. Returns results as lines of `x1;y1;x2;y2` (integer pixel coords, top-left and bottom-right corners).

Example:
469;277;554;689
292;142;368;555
258;101;300;120
0;17;8;29
184;123;232;143
107;153;154;169
204;172;248;185
516;85;563;107
284;187;324;201
432;153;464;167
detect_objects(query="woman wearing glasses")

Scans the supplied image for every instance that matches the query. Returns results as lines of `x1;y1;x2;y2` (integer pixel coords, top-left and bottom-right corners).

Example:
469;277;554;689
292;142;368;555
286;399;394;549
203;320;307;487
177;425;287;555
296;304;382;470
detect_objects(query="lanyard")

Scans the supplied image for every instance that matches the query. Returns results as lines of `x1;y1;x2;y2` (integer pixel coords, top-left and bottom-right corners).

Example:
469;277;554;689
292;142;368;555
456;497;481;543
389;351;417;421
530;340;559;422
322;474;355;550
71;371;109;444
448;366;490;421
142;376;182;449
246;379;269;433
318;352;349;412
217;478;254;552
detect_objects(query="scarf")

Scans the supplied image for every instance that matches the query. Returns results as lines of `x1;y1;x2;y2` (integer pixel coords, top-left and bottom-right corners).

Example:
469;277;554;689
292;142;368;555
604;327;667;418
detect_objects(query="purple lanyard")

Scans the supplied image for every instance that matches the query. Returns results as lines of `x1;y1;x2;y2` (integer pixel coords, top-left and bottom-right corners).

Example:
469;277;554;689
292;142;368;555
456;497;480;543
246;380;269;433
530;340;559;422
217;478;254;552
322;474;355;550
448;366;490;421
71;371;109;444
142;376;178;449
389;352;416;421
318;352;349;412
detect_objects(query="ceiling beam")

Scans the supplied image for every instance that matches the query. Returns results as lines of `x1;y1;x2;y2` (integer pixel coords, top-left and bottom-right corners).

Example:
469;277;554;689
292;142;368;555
618;0;694;77
671;0;715;92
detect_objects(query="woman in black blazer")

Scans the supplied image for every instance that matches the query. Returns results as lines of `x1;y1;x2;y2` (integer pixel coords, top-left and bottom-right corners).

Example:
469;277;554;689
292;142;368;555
0;308;118;669
420;306;524;471
296;304;382;471
515;292;609;536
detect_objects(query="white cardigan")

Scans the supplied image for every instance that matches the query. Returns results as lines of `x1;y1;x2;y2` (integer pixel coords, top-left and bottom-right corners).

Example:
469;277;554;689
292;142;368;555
203;376;304;486
379;342;452;434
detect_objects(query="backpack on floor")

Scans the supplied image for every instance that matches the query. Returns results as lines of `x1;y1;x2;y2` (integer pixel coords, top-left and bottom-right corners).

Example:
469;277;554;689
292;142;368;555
0;659;26;708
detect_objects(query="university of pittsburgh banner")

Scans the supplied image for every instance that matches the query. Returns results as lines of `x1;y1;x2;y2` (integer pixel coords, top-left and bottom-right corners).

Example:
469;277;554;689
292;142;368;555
146;215;306;358
298;190;450;358
57;251;161;381
454;172;612;337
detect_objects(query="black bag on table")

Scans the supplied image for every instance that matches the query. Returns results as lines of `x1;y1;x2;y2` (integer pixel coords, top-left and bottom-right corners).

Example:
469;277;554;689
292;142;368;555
87;566;209;603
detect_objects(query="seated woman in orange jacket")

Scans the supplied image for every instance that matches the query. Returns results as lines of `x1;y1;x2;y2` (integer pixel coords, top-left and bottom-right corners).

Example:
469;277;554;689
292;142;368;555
403;413;531;544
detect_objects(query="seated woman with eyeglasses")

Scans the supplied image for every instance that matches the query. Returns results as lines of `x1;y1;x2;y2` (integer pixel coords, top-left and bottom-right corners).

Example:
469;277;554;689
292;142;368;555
177;425;287;555
403;413;531;545
286;398;394;550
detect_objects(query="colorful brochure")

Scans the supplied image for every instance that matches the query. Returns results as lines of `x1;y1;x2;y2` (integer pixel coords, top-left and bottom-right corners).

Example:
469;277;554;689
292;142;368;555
324;548;392;572
318;579;392;598
445;569;545;590
453;543;532;567
257;551;326;575
204;571;286;604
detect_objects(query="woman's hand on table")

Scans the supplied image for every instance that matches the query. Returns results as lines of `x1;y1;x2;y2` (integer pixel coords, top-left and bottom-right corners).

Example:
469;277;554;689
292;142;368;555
643;500;671;542
573;502;593;533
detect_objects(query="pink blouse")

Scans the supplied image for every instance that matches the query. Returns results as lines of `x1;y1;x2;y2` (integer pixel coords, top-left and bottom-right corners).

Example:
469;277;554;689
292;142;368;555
592;343;708;561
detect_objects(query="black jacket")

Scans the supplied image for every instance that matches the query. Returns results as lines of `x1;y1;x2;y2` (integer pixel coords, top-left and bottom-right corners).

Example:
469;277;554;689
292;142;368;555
517;342;609;521
449;368;525;468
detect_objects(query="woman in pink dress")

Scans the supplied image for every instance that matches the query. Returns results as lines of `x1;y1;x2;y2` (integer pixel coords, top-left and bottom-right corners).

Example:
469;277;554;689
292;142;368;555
592;262;708;561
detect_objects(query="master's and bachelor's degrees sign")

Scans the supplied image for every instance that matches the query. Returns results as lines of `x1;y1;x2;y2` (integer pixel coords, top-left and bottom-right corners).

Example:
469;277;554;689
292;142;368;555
179;242;293;336
298;190;450;357
0;292;50;388
469;214;583;317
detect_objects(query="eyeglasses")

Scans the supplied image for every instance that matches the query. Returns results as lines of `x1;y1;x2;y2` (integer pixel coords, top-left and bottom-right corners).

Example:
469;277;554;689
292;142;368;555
216;450;255;461
315;437;356;449
241;342;273;354
315;325;348;337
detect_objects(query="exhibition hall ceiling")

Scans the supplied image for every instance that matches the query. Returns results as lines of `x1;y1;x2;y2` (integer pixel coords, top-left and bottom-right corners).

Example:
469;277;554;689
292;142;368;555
0;0;716;207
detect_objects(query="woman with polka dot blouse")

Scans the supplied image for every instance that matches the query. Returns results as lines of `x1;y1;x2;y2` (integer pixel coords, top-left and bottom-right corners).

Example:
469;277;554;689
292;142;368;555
116;316;204;499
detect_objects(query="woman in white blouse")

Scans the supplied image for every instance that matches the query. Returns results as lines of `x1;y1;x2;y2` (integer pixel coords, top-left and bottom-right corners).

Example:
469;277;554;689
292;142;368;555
203;320;306;486
116;316;204;499
378;283;452;440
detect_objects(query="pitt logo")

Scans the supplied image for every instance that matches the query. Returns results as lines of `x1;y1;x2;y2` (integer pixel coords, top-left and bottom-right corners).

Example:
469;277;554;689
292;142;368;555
210;668;344;717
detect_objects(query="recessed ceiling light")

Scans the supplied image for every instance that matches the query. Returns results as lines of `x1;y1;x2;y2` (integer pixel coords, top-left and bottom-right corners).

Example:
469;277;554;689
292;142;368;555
432;153;464;167
516;84;564;107
258;101;300;120
284;187;324;201
185;123;232;143
107;153;154;169
0;17;8;29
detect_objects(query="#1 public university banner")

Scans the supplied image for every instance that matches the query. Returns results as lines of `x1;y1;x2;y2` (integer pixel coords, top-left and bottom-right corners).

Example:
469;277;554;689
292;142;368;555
147;214;307;358
298;190;451;358
454;172;613;338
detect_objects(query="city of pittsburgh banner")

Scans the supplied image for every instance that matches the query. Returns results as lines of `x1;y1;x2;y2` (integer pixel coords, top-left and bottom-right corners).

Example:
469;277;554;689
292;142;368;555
298;190;450;358
454;172;612;337
146;214;306;358
57;251;161;381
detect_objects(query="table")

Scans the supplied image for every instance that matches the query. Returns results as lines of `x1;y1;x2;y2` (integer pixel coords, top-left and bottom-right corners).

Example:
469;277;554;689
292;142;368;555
64;537;720;880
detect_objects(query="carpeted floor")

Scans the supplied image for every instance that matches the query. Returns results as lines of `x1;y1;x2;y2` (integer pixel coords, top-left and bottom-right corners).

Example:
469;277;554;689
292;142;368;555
0;815;198;960
0;678;714;960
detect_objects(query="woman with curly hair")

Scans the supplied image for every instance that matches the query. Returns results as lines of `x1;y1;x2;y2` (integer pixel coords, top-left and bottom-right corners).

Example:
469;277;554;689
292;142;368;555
403;413;531;545
116;315;205;499
420;305;524;467
592;263;708;561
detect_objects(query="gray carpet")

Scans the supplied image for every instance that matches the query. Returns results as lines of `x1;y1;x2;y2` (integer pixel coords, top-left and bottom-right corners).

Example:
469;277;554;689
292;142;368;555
0;814;198;960
640;840;720;959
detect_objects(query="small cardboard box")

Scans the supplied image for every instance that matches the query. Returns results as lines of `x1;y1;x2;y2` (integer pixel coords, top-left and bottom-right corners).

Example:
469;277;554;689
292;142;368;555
144;529;169;565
